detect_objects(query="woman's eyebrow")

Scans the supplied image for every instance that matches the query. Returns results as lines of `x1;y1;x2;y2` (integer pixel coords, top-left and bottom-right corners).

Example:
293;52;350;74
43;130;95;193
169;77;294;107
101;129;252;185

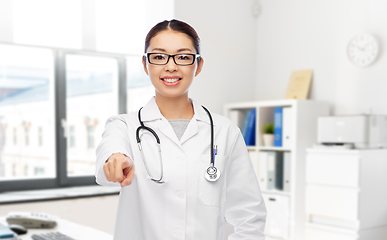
151;48;166;52
150;48;193;53
177;48;193;53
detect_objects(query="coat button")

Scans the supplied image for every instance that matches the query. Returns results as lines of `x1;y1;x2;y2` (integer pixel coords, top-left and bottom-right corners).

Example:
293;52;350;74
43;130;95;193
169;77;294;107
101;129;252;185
174;229;183;237
176;191;185;199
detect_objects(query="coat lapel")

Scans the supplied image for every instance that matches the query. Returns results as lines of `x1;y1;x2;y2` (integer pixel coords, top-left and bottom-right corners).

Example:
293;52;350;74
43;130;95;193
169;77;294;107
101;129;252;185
157;117;181;146
180;99;214;144
179;118;199;144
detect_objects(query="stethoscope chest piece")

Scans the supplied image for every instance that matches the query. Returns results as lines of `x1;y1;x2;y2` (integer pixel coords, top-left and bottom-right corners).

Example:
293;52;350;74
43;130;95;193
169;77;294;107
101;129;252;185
205;165;221;182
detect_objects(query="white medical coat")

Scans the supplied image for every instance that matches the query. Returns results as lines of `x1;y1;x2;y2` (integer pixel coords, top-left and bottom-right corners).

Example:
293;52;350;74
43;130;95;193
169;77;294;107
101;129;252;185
95;97;266;240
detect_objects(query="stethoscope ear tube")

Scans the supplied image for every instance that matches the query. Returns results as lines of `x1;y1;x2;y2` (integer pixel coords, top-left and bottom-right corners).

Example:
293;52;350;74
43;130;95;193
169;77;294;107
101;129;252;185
201;106;214;166
137;108;164;183
136;107;160;144
136;125;160;144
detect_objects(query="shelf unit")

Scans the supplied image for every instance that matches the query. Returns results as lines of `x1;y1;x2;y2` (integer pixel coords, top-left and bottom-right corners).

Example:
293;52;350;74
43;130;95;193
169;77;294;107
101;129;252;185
224;99;330;240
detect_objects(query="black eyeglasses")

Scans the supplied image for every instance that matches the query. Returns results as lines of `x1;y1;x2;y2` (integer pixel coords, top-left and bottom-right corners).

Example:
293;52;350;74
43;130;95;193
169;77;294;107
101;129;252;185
144;53;201;66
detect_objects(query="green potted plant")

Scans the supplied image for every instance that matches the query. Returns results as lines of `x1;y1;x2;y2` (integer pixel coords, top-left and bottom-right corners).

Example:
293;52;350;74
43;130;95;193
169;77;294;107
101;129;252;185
262;123;274;146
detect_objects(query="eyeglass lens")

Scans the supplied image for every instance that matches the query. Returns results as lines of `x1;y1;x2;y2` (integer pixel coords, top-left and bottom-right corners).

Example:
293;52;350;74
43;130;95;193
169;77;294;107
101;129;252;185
148;53;195;65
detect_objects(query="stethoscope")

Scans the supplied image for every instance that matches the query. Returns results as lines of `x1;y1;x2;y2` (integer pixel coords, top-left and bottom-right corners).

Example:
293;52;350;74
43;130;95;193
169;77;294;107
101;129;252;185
136;106;221;184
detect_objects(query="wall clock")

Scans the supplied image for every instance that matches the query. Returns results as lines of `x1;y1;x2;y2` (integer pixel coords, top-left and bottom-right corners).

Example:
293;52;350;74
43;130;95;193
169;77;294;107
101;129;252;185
347;33;380;67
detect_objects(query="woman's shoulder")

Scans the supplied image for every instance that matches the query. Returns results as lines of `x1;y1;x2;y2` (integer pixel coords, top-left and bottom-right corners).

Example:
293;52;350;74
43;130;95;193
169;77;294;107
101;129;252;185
105;112;138;126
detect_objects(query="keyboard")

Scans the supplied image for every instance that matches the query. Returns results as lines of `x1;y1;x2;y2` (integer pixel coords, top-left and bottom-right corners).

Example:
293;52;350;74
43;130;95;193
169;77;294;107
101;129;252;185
31;232;75;240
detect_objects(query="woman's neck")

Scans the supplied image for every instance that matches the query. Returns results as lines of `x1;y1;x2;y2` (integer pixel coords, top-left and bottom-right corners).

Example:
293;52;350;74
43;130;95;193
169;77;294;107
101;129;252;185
155;93;194;120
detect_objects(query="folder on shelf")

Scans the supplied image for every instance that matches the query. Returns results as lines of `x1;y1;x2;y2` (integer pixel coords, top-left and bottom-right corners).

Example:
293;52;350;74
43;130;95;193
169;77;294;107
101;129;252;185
258;151;268;191
267;151;284;190
282;107;292;148
241;110;252;142
274;107;283;147
229;110;245;130
267;151;276;190
275;152;284;190
245;108;256;146
283;152;291;192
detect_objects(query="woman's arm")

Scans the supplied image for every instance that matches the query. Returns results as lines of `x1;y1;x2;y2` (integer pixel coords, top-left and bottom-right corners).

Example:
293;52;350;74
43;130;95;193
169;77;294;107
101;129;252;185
95;115;134;186
224;131;267;239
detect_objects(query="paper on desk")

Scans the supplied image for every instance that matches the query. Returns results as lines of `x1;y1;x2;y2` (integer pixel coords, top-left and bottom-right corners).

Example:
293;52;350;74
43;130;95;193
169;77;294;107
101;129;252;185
0;222;15;238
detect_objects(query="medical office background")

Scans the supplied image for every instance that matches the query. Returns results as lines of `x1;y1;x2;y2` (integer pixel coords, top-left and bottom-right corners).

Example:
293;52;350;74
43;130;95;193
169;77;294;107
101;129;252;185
1;0;387;237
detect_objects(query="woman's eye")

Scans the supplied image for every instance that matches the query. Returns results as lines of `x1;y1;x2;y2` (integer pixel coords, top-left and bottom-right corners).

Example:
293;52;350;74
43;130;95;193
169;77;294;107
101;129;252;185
152;54;165;60
178;55;191;60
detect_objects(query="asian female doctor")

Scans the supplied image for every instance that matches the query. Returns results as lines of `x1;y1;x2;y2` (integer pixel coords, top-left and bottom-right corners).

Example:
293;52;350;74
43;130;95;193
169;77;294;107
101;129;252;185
95;19;267;240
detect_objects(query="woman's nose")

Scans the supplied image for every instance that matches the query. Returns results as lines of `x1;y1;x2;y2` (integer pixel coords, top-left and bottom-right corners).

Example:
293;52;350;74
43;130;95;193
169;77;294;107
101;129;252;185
164;57;178;72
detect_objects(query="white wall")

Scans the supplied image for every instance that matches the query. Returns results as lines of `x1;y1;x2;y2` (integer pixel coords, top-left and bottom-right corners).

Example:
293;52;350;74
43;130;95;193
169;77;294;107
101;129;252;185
174;0;259;114
255;0;387;115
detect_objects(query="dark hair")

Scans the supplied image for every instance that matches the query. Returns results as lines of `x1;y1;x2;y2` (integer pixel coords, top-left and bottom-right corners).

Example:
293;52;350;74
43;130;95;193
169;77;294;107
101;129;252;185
144;19;201;57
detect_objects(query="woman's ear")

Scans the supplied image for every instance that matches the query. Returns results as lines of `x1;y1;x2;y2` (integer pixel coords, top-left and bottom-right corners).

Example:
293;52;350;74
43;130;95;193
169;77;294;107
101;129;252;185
142;56;149;75
195;57;204;77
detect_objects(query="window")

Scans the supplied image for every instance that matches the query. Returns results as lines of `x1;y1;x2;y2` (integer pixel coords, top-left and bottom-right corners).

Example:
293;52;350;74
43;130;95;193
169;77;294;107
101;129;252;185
0;44;56;182
24;127;29;146
0;0;174;193
24;165;28;176
34;167;45;176
13;128;17;145
69;126;75;148
0;123;5;150
0;44;152;192
87;125;94;150
65;54;119;177
38;127;43;147
126;56;154;113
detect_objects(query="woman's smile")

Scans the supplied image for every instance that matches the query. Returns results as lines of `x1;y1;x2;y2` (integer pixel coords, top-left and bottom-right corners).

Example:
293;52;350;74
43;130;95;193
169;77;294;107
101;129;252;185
161;75;182;86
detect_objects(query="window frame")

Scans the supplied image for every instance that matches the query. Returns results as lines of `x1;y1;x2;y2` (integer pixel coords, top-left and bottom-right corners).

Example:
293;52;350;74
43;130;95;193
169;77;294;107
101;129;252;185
0;44;129;192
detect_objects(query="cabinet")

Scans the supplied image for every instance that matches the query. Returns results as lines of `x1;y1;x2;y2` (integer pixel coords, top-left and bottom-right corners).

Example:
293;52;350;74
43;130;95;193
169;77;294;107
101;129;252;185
305;149;387;240
224;100;329;240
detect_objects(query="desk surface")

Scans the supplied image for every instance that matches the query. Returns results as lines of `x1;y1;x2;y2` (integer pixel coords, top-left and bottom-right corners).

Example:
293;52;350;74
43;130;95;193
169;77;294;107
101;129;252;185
0;217;113;240
0;186;120;205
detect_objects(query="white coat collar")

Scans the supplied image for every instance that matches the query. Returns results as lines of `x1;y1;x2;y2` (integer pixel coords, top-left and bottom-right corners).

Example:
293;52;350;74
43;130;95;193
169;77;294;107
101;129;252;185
140;96;214;126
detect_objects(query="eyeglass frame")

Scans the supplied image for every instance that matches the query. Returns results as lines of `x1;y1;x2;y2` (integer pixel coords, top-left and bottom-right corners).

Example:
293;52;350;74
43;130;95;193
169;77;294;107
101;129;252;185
144;53;201;66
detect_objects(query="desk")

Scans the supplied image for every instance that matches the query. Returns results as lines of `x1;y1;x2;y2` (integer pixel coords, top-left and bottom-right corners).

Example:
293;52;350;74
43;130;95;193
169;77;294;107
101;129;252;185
0;217;113;240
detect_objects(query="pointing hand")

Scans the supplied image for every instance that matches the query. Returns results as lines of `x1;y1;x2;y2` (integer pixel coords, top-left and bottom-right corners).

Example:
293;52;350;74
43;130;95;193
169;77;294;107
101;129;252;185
103;153;135;187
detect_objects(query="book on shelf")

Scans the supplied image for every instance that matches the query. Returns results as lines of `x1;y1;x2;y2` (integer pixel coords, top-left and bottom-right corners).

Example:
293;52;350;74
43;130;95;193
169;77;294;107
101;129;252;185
274;108;283;147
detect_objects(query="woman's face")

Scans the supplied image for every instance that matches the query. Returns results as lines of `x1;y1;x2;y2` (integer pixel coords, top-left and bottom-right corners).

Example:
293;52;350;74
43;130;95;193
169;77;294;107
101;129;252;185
143;30;203;99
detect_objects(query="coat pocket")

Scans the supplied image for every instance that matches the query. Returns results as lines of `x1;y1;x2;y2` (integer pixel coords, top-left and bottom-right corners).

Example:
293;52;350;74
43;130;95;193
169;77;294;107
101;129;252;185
198;154;228;207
